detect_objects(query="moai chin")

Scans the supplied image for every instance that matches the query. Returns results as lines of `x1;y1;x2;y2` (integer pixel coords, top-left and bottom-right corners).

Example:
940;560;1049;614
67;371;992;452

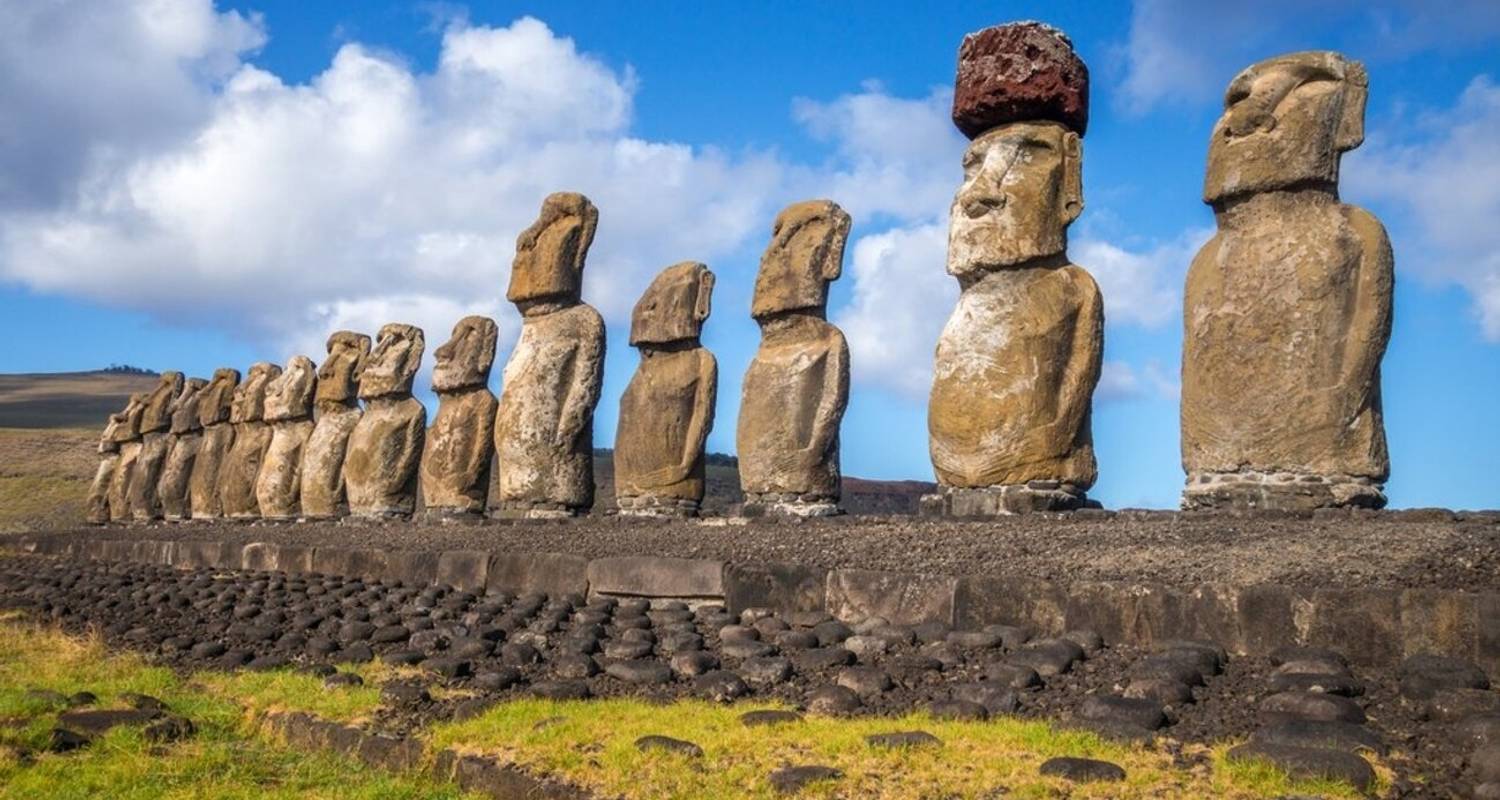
420;315;499;520
256;355;318;521
493;192;605;519
157;376;208;521
106;393;148;523
86;399;133;525
127;371;184;522
219;362;281;520
1181;51;1392;511
345;323;426;520
924;22;1104;517
301;331;371;520
615;262;717;517
736;200;851;518
188;368;240;520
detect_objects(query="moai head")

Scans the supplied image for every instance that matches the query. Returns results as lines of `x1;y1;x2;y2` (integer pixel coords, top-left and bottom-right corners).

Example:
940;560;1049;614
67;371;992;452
169;377;208;434
947;22;1087;277
139;371;185;433
197;368;241;427
111;393;147;443
631;262;715;346
507;192;598;314
314;331;371;406
264;356;317;422
751;200;850;320
229;362;281;424
432;315;498;393
359;323;424;399
1204;51;1367;205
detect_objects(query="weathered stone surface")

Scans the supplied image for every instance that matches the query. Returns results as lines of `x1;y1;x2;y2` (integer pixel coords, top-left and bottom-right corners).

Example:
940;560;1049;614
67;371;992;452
1039;756;1125;783
255;356;317;520
346;324;426;519
494;192;603;518
157;377;207;521
954;574;1068;636
616;262;717;516
724;561;828;617
1182;52;1390;511
299;331;370;520
486;552;590;598
738;200;851;517
588;556;725;600
825;569;956;628
1227;741;1374;791
436;550;490;593
188;368;239;520
87;397;134;524
421;316;498;517
219;362;280;519
952;22;1089;139
127;371;184;521
105;393;149;522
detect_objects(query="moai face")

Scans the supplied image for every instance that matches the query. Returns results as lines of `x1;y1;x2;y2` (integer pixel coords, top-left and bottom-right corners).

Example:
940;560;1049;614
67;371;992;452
359;323;424;399
169;377;208;434
112;394;147;443
1204;51;1367;204
507;192;598;313
315;331;371;405
432;316;498;393
229;362;281;424
197;368;241;427
140;371;185;433
264;356;317;422
630;262;714;346
947;122;1082;277
750;200;850;319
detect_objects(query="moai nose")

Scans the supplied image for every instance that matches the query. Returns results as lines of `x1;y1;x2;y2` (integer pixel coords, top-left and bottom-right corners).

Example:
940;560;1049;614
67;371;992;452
963;196;1004;219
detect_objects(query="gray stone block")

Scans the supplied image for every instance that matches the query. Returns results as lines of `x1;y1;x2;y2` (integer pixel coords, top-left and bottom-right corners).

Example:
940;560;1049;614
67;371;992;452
1304;588;1401;665
825;569;956;627
1400;589;1478;662
953;574;1066;635
176;540;235;570
241;542;279;572
437;550;490;592
486;552;589;598
724;561;827;616
386;551;440;588
1236;584;1300;655
587;556;726;600
277;545;314;574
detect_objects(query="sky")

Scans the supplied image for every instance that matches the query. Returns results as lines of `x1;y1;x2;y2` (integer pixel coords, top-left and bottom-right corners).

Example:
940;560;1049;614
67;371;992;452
1;0;1497;509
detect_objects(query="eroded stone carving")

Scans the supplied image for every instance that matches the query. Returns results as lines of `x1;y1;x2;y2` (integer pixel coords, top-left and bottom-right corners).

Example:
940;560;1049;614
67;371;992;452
301;331;371;520
218;362;280;520
420;316;499;520
615;262;717;516
256;356;318;520
925;22;1103;516
493;192;604;518
737;200;850;517
1181;51;1392;511
157;376;208;521
86;398;136;525
106;393;147;523
345;324;426;519
187;368;240;520
126;371;184;522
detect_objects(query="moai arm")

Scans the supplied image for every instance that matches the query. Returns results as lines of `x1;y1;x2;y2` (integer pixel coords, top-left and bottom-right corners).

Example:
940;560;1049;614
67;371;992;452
801;328;849;468
554;313;605;449
1052;271;1104;454
1340;208;1394;410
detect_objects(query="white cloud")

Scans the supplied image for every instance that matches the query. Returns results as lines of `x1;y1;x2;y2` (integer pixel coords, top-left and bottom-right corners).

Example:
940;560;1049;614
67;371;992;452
1074;229;1211;329
1097;359;1178;401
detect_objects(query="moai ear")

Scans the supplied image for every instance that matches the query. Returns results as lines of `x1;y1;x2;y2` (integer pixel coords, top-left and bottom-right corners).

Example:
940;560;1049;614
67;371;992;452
404;329;426;381
1335;62;1367;152
1061;131;1084;225
694;269;715;323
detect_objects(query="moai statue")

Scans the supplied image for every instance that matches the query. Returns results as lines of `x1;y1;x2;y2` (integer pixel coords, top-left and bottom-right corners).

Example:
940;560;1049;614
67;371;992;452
188;368;239;520
218;362;281;520
615;262;717;517
106;393;147;522
1181;52;1392;511
345;324;426;519
493;192;605;518
420;316;499;520
737;200;851;517
256;356;318;520
127;370;184;522
85;400;133;525
157;376;208;521
301;332;371;520
924;22;1103;516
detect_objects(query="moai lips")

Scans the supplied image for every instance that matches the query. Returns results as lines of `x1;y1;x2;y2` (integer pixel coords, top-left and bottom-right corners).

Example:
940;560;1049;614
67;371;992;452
256;356;318;520
925;22;1104;516
301;331;370;520
219;362;281;520
158;377;208;521
737;200;851;517
615;262;718;516
494;193;605;518
421;316;499;519
188;368;239;520
1182;51;1391;511
106;393;147;523
345;324;426;519
127;371;184;522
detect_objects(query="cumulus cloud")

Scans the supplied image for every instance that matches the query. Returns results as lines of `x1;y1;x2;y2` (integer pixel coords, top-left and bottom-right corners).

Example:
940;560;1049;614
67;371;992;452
1098;359;1178;401
1075;229;1212;328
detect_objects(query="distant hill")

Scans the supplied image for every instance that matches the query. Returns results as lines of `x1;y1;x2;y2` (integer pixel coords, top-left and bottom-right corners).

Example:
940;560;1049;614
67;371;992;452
0;370;160;429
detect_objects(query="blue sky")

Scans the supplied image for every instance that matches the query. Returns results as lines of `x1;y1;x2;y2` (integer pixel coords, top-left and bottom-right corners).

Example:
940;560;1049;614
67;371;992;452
2;0;1497;508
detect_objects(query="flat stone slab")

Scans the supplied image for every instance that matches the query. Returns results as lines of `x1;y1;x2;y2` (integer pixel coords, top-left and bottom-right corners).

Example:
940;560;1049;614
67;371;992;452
865;730;941;749
56;708;159;736
1039;756;1126;782
1227;741;1375;791
588;556;725;599
769;765;842;794
634;735;703;758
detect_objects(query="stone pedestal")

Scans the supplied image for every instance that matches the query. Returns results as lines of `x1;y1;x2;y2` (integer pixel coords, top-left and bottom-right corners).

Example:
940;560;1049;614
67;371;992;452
1182;471;1385;512
918;484;1091;517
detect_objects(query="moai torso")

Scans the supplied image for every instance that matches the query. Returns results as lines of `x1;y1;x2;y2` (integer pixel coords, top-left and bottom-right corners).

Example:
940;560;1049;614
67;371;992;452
421;316;499;517
301;331;370;519
615;262;717;514
256;356;318;520
1181;51;1391;511
493;192;604;517
220;362;281;519
128;371;184;521
106;395;147;522
86;402;131;525
158;377;208;521
345;324;426;519
189;368;239;519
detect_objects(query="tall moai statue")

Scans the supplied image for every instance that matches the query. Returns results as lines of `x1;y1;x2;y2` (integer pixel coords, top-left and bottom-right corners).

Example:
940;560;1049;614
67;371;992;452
345;324;426;519
301;332;370;520
158;376;208;521
420;316;499;520
219;362;281;520
493;192;605;519
924;22;1104;516
85;400;134;525
256;356;318;520
188;368;239;520
615;262;717;516
737;200;851;517
1181;52;1392;511
106;393;147;522
127;370;184;522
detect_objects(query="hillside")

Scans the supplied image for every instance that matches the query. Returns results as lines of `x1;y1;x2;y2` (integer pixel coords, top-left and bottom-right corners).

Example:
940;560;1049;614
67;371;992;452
0;370;160;429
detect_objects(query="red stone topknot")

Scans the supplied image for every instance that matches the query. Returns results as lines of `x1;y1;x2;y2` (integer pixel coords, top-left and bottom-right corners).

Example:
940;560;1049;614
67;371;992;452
951;21;1090;139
